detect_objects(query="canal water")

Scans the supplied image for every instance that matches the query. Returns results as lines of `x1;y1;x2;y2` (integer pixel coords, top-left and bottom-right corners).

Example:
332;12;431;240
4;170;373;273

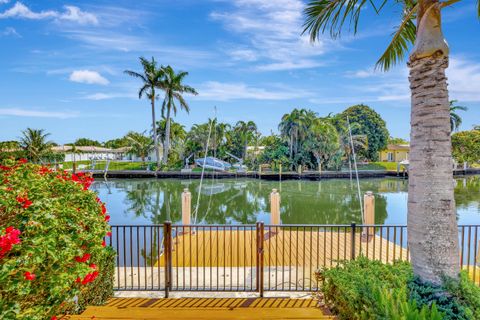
92;176;480;226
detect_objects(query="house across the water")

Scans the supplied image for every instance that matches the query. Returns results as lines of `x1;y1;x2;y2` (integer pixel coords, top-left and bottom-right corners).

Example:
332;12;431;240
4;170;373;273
379;144;410;162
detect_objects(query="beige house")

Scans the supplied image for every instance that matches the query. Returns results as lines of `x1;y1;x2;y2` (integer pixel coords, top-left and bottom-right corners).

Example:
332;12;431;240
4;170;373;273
379;144;410;162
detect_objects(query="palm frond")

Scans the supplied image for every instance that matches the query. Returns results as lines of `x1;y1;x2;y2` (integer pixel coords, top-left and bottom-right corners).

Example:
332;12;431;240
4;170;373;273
375;5;417;71
124;70;147;83
303;0;375;41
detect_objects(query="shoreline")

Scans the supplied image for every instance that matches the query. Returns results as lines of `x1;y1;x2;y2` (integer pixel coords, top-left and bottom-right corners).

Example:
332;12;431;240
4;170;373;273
89;168;480;180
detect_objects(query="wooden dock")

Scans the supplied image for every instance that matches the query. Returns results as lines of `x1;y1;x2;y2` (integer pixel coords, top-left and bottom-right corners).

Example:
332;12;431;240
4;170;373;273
64;298;335;319
158;229;408;268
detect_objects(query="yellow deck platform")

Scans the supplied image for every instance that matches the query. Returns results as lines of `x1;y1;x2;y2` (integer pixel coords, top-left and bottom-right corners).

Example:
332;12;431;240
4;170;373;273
65;298;335;319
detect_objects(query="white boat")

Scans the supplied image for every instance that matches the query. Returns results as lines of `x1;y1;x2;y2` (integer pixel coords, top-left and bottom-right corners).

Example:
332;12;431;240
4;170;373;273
195;157;232;171
400;160;409;173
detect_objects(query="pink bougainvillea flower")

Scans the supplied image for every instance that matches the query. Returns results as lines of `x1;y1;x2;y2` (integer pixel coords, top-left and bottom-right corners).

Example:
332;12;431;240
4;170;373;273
16;196;33;209
24;271;36;280
101;240;106;247
100;204;107;215
106;231;112;237
75;277;82;283
18;158;28;164
89;263;97;269
104;215;110;222
0;227;21;259
74;253;91;263
51;316;58;320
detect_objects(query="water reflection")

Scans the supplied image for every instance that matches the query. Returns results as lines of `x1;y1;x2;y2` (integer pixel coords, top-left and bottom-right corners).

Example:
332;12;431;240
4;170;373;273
91;176;479;226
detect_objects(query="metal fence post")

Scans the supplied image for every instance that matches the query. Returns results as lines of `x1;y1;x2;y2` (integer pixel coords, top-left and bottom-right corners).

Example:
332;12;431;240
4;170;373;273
350;223;356;260
164;221;172;298
256;222;265;297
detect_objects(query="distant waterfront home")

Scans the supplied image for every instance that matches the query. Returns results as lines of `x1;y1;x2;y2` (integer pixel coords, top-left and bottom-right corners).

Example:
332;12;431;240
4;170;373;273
52;146;126;162
379;144;410;162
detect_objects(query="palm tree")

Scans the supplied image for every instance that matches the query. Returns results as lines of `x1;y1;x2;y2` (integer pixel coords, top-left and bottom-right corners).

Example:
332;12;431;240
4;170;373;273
303;0;472;284
124;57;164;170
157;65;198;164
449;100;468;132
125;131;154;163
70;145;82;174
19;128;53;163
234;121;258;160
156;118;187;162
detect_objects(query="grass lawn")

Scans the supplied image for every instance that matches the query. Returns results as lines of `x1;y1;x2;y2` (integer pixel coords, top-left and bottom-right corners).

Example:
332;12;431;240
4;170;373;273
61;161;154;171
357;162;406;171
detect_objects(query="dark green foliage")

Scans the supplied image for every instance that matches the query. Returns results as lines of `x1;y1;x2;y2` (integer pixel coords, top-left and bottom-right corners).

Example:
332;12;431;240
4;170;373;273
71;138;102;147
316;257;414;319
335;105;389;161
409;277;470;319
316;258;480;320
452;130;480;164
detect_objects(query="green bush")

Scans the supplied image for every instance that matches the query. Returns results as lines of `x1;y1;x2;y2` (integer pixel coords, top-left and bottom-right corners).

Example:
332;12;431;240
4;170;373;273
316;257;414;319
0;159;113;319
316;257;480;320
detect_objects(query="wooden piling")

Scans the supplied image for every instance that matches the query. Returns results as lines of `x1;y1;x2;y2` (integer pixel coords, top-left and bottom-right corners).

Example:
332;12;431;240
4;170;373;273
362;191;375;240
182;188;191;231
270;189;281;230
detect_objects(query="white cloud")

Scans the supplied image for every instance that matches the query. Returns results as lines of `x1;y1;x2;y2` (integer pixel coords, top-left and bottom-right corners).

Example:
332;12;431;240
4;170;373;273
447;57;480;102
0;0;10;4
69;70;109;85
84;92;135;100
0;108;77;119
1;26;20;37
0;2;97;25
195;81;312;101
211;0;325;71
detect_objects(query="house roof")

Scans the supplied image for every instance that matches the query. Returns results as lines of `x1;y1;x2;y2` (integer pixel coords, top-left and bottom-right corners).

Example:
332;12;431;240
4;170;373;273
385;144;410;151
52;146;129;153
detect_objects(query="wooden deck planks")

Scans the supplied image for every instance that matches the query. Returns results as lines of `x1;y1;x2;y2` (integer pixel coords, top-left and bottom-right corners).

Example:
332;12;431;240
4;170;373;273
65;298;334;320
158;229;409;268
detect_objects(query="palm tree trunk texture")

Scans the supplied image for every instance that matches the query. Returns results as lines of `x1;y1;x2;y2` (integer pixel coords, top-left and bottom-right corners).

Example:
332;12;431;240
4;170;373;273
407;55;459;284
163;104;172;164
151;96;161;170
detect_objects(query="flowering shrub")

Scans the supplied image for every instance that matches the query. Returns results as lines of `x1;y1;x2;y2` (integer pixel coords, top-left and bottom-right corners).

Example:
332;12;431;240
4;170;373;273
0;159;114;319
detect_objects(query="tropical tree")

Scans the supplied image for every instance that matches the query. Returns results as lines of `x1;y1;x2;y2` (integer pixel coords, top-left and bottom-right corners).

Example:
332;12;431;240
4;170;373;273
71;138;102;147
303;118;342;171
234;120;258;160
304;0;471;284
124;57;164;169
157;65;198;164
279;108;313;163
19;128;53;163
334;105;389;161
70;145;82;174
449;100;468;132
452;130;480;164
336;121;368;174
125;131;154;163
156;118;187;164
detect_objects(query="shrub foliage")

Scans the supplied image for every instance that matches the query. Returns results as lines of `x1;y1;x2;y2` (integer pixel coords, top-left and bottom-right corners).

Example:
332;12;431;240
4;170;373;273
316;257;480;320
0;159;113;319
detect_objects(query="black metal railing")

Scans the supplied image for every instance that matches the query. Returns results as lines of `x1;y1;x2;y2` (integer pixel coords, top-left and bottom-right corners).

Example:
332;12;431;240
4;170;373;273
106;223;480;295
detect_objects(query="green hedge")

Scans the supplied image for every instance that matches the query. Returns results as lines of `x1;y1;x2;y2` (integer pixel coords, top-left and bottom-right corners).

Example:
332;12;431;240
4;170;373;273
0;159;114;319
316;257;480;320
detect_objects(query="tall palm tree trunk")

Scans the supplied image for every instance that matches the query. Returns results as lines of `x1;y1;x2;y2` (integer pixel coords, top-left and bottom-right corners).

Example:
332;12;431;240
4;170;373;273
151;96;161;170
407;1;459;284
163;104;172;164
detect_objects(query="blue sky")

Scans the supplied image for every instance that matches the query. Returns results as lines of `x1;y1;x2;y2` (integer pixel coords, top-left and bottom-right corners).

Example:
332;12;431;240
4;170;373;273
0;0;479;144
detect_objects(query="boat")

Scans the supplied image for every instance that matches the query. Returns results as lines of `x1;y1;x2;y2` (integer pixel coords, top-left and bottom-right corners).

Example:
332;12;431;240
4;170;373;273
399;160;409;173
195;157;232;171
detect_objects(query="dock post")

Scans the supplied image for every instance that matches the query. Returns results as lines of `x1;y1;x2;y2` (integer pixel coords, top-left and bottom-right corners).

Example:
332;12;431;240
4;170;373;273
464;161;468;175
270;189;281;232
256;221;265;297
279;163;282;181
350;223;356;260
396;162;400;176
182;188;191;233
362;191;375;241
163;221;172;298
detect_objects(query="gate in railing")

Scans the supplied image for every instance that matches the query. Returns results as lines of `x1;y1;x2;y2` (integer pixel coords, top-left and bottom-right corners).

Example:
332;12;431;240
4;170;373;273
107;223;479;295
